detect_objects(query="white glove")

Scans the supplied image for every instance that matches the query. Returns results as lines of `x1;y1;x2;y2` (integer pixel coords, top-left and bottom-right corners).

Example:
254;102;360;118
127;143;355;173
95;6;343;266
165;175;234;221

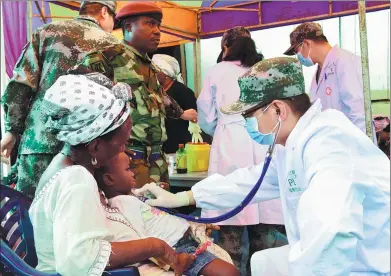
132;183;190;208
188;122;203;143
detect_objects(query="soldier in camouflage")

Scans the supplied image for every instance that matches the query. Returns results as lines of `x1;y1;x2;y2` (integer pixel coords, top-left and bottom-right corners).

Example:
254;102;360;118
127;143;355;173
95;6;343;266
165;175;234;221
0;1;120;199
71;2;197;189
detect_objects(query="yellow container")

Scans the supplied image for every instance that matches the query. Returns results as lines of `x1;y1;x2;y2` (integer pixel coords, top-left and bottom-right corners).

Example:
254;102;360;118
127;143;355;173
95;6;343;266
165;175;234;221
185;143;211;172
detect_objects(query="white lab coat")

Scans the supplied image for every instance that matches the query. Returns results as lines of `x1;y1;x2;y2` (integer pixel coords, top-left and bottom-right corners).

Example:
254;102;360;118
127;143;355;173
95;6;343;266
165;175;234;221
197;61;284;226
309;45;377;144
192;100;390;275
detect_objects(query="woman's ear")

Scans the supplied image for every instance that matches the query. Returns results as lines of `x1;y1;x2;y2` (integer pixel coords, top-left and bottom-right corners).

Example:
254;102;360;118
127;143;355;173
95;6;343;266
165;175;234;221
86;139;101;159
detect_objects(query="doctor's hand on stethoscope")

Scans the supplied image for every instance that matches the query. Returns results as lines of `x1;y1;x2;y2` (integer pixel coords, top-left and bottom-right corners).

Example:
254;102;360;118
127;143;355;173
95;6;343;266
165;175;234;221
132;183;195;208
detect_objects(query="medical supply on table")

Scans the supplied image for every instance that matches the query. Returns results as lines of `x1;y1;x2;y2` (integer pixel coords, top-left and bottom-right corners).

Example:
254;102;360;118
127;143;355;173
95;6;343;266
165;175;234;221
176;144;187;174
168;155;175;174
185;143;211;172
188;122;203;143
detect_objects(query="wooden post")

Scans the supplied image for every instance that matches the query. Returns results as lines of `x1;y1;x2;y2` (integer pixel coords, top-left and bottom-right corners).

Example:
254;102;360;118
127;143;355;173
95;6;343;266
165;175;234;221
180;44;187;85
193;39;202;97
358;0;374;141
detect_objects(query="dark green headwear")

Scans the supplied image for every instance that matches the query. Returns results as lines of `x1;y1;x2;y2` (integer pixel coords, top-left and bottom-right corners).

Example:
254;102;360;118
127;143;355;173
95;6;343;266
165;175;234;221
221;57;305;115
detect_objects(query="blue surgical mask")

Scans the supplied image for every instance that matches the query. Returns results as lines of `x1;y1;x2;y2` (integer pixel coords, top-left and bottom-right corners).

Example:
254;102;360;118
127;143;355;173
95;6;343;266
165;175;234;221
245;105;280;145
297;43;314;67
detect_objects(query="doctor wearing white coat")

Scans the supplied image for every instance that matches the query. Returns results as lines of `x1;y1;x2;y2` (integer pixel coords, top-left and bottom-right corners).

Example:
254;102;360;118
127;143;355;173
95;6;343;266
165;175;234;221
197;27;286;274
284;22;377;145
134;57;390;276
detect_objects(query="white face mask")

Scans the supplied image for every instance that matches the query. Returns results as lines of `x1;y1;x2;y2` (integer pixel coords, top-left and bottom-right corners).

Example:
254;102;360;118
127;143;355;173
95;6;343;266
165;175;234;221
297;43;315;67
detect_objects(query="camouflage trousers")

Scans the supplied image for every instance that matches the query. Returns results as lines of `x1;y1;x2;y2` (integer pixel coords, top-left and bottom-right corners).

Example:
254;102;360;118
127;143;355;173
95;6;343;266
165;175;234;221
218;224;288;276
131;154;170;189
14;154;54;200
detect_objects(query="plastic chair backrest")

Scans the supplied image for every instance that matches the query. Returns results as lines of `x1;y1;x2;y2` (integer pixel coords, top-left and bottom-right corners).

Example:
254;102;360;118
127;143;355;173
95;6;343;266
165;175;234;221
0;185;38;268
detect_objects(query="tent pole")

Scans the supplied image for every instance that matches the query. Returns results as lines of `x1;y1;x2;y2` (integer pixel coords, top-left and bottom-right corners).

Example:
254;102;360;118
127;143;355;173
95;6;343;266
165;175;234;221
180;44;187;85
34;1;47;24
358;0;374;141
193;38;201;97
27;1;33;38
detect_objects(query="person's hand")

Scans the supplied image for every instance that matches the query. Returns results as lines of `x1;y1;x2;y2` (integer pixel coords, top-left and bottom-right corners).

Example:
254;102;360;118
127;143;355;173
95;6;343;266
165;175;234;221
172;253;195;276
1;132;16;158
132;183;190;208
205;224;220;237
181;109;198;123
153;239;195;276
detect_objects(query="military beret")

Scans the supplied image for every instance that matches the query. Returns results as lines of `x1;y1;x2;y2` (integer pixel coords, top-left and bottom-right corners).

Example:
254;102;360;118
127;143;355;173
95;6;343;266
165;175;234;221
116;2;163;24
221;57;305;115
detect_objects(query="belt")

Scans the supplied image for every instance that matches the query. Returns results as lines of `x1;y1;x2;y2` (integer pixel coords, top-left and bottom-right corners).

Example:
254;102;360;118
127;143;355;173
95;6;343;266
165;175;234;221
129;144;163;166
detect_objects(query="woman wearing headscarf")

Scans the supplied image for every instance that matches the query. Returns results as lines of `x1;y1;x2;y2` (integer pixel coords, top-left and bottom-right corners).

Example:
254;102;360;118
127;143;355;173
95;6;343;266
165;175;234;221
29;73;195;276
374;115;390;158
152;54;210;154
196;27;287;275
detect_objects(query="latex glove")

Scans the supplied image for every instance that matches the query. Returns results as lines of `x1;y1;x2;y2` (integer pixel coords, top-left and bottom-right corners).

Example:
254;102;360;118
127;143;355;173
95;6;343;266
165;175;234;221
1;132;16;158
132;183;190;208
188;122;203;143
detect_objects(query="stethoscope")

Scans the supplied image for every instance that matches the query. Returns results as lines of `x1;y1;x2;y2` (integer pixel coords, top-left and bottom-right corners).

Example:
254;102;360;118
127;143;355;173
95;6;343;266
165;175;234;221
139;121;281;223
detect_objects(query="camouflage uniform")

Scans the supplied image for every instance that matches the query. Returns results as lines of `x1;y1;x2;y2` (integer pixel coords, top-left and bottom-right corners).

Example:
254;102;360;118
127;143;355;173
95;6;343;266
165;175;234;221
1;15;120;199
71;43;184;188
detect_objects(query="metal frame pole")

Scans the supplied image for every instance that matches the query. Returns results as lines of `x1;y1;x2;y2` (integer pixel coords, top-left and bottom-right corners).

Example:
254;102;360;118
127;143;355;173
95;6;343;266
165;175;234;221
358;0;374;141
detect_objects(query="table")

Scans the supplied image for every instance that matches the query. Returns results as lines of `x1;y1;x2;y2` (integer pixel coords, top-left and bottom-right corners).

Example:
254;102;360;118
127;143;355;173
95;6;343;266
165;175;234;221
166;153;208;188
169;171;208;188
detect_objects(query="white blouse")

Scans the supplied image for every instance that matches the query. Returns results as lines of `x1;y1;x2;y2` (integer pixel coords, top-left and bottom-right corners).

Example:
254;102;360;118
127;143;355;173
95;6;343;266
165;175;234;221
29;165;173;276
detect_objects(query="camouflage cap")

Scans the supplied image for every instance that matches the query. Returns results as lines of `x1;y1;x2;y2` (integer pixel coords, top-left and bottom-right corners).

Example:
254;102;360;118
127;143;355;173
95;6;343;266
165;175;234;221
284;22;323;56
221;26;251;49
220;57;305;115
80;1;117;15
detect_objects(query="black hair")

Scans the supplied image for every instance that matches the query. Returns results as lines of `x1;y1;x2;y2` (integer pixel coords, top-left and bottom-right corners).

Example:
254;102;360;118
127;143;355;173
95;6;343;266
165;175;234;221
283;93;312;116
79;3;115;18
384;124;390;133
222;36;264;67
216;51;223;63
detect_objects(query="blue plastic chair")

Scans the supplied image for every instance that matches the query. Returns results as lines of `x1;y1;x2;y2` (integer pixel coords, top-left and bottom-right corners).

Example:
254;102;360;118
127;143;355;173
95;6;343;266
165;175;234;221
0;185;140;276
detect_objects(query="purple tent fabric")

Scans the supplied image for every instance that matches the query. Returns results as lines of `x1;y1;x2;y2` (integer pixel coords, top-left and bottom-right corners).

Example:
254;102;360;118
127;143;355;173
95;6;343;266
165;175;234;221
2;1;27;78
200;1;390;38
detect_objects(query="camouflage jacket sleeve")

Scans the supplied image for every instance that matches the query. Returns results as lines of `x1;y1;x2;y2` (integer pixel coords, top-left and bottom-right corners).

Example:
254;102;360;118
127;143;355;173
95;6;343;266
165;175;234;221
1;31;41;135
68;44;126;81
163;93;184;119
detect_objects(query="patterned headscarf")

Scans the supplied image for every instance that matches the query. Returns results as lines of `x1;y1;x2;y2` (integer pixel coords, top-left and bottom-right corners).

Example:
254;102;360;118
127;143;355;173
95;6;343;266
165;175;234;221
44;73;132;146
152;54;184;84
